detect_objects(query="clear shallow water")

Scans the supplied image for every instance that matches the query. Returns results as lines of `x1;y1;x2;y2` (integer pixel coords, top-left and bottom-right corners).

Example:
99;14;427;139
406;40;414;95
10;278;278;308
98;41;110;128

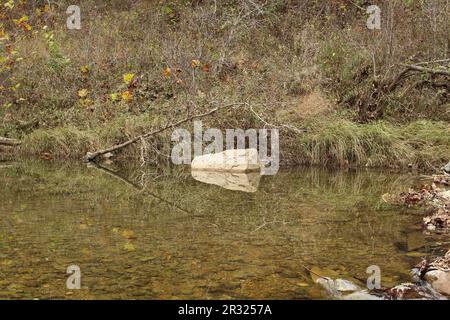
0;161;449;299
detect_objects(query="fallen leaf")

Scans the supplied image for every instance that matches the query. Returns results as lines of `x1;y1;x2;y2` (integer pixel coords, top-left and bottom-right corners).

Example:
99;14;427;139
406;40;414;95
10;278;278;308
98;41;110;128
110;93;119;101
123;73;135;85
121;91;133;102
121;230;136;239
13;15;29;25
163;67;171;78
78;89;88;98
123;242;136;252
80;65;90;73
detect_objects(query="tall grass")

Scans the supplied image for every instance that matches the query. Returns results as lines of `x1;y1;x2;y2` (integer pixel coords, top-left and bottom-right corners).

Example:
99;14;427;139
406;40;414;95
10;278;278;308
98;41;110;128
292;119;450;170
17;115;450;171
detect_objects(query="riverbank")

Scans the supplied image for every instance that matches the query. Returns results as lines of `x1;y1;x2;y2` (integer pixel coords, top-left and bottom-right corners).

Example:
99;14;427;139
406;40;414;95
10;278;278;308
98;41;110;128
2;117;450;172
1;1;449;169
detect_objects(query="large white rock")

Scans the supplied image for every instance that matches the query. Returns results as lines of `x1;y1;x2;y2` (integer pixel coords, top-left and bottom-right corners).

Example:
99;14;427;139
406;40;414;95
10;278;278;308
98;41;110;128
424;270;450;296
191;149;261;173
191;170;261;193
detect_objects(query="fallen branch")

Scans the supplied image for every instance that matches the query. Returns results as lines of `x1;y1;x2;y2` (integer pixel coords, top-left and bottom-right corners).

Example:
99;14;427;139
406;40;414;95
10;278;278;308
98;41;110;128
0;137;22;146
400;64;450;77
415;59;450;66
85;102;246;162
387;63;449;92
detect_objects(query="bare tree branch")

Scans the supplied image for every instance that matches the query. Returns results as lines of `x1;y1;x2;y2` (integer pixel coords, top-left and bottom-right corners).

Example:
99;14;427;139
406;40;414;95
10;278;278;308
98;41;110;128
400;64;450;77
85;102;247;162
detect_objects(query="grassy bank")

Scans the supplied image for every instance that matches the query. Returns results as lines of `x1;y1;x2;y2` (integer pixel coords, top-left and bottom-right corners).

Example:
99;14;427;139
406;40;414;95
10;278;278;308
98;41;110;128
7;115;448;171
1;1;449;169
291;119;450;170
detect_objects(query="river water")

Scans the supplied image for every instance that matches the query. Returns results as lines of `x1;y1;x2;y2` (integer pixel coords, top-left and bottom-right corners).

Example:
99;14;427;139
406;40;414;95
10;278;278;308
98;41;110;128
0;161;449;299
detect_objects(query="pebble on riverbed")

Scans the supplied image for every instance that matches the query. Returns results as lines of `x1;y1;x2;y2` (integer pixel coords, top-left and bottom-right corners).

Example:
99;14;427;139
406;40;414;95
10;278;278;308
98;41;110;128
314;250;450;300
315;276;447;300
415;250;450;296
424;270;450;296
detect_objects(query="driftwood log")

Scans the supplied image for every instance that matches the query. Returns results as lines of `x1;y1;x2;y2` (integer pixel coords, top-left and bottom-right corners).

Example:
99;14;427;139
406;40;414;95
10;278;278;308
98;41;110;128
0;137;22;146
389;62;450;92
85;102;247;162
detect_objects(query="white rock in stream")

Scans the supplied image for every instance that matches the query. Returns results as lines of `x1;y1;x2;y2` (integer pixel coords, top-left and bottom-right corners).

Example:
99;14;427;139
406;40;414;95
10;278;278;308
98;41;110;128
316;277;363;298
191;149;261;173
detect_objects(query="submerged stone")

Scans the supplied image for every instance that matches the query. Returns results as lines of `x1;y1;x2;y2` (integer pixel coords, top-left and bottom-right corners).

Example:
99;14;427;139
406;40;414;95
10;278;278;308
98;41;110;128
315;277;361;298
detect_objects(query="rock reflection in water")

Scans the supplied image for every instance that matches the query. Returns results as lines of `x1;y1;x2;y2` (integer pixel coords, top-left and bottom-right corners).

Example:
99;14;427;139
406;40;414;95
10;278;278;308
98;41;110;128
191;170;261;193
